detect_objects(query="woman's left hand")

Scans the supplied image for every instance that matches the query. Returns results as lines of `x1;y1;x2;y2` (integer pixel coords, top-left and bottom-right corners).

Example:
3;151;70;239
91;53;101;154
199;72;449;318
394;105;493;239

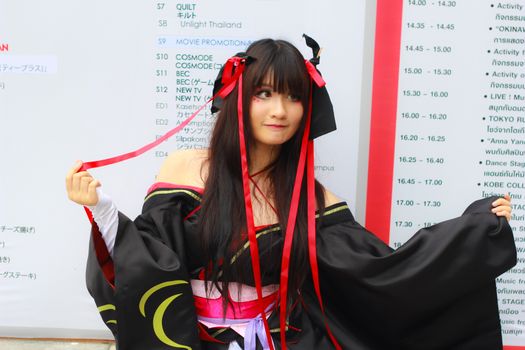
492;194;512;221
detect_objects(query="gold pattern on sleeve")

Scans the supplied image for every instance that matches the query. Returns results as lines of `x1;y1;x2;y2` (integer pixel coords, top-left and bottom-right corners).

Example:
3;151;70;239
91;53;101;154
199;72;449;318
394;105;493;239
229;203;350;266
97;304;117;325
139;280;192;349
144;189;201;203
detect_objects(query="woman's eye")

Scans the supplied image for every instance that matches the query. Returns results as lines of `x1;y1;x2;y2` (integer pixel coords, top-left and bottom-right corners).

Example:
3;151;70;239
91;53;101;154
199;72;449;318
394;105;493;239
288;94;301;102
255;90;272;99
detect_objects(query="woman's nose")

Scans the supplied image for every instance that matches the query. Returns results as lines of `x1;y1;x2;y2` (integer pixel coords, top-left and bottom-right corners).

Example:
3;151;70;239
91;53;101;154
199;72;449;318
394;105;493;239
270;96;287;118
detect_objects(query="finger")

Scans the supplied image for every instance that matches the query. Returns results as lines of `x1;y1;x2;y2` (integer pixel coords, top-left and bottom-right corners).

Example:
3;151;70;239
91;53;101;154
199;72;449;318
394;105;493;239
88;179;101;192
492;198;503;206
72;171;91;193
492;205;511;213
88;180;101;204
495;210;511;221
65;161;83;192
504;193;511;201
80;176;92;196
71;172;82;193
492;197;511;207
493;201;511;210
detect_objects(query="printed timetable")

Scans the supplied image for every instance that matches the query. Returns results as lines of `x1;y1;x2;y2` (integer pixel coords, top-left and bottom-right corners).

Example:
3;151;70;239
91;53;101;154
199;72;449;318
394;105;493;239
389;0;525;345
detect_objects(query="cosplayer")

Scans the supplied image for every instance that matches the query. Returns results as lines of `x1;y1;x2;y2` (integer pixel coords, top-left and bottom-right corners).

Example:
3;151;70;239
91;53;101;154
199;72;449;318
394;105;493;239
66;36;515;350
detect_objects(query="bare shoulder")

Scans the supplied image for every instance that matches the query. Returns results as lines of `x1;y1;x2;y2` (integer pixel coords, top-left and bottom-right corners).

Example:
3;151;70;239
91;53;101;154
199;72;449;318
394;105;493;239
322;186;344;207
156;148;209;187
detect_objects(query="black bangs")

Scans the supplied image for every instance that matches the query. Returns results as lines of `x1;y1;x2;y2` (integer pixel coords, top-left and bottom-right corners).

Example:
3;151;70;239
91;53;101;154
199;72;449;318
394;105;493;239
244;39;310;99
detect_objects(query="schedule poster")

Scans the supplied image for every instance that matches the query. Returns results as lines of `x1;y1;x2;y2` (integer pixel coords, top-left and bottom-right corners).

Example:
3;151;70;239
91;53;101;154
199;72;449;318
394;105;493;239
0;0;366;339
367;0;525;347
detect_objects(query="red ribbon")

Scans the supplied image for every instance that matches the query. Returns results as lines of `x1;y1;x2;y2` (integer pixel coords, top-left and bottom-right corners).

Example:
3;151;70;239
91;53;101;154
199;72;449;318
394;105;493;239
278;81;312;350
219;57;246;99
79;59;247;172
279;71;340;350
78;58;247;291
236;76;275;350
221;57;236;83
307;140;341;350
304;59;326;88
304;60;341;348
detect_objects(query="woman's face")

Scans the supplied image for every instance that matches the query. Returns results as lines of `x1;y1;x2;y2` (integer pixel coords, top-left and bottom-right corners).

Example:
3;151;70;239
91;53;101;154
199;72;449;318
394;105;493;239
249;81;304;150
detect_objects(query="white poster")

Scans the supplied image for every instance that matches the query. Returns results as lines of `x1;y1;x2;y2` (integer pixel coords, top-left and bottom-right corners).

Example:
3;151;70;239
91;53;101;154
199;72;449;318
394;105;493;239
0;0;367;338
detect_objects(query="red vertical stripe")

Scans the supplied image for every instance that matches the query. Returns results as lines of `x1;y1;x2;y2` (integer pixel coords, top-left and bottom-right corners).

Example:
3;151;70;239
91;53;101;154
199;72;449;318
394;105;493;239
365;0;404;244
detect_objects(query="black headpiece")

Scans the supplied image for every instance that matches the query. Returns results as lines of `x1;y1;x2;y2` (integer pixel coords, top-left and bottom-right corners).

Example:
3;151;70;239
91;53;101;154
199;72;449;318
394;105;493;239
302;34;336;139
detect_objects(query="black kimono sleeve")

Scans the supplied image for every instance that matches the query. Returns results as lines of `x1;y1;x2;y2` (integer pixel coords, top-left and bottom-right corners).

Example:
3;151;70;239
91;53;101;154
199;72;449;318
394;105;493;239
303;196;517;350
86;189;202;350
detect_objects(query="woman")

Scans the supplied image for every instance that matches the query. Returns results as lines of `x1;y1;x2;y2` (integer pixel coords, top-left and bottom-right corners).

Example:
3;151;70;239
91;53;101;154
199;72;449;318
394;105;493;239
66;38;515;350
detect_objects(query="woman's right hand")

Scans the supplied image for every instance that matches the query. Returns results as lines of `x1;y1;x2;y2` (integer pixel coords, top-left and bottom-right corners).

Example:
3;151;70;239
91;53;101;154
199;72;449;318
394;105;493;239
65;161;100;206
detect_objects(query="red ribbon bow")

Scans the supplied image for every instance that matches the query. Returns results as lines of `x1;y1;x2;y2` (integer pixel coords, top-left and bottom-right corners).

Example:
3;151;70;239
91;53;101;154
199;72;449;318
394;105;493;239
219;56;247;98
304;59;326;88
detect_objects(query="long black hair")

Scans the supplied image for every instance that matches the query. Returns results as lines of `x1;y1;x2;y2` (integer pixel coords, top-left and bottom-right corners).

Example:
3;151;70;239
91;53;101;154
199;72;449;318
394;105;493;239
199;38;326;314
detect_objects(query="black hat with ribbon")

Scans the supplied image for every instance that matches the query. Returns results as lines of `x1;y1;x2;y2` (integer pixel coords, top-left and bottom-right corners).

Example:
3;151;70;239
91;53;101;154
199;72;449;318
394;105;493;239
302;33;337;139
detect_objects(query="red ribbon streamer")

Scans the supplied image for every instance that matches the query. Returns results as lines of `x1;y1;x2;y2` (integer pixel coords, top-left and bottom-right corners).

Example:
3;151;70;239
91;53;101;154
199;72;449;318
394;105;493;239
79;58;246;172
278;82;312;350
221;57;236;83
78;57;247;291
236;74;275;350
278;59;331;349
307;140;342;350
279;70;340;350
304;60;341;348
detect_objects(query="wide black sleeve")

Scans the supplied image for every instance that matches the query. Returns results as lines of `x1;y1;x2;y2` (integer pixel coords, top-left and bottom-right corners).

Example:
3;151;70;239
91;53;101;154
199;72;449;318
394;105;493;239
303;196;517;350
86;189;202;350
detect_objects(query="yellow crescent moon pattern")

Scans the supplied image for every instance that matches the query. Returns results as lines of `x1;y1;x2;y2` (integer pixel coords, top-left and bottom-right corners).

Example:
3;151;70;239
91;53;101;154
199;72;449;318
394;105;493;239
139;280;191;349
97;304;117;326
152;293;192;350
97;304;116;312
139;280;188;317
